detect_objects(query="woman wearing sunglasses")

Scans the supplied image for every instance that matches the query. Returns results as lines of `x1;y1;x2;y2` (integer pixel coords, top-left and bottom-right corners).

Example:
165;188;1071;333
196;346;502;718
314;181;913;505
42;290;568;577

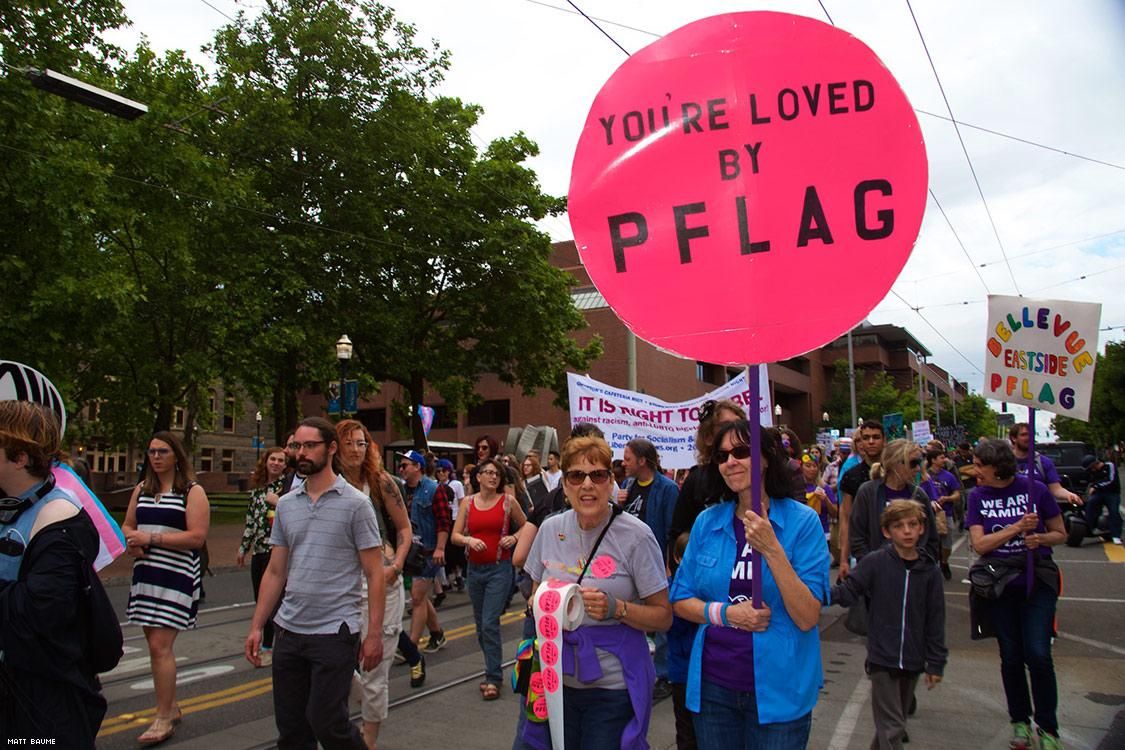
451;457;526;701
122;431;210;745
522;436;672;749
848;439;940;569
669;421;829;749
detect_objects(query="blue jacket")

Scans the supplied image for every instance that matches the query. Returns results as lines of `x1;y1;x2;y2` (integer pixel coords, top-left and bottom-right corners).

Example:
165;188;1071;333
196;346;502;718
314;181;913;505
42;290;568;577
408;477;439;549
641;472;679;563
669;498;829;722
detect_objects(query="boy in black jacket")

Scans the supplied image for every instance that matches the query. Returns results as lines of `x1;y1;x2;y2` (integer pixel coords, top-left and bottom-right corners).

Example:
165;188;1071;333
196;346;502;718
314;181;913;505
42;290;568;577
832;500;947;750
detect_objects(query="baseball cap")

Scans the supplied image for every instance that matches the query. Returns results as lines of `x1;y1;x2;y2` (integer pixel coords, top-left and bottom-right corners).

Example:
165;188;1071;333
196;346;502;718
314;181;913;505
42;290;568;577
1081;455;1097;470
396;449;426;467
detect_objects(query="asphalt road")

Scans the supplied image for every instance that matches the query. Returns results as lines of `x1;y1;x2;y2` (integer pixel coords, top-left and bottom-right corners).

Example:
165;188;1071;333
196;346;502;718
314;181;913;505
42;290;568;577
96;531;1125;749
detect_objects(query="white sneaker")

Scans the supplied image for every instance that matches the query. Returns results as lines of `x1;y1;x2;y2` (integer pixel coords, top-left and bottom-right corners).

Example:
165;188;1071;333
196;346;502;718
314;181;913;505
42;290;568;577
1112;537;1122;545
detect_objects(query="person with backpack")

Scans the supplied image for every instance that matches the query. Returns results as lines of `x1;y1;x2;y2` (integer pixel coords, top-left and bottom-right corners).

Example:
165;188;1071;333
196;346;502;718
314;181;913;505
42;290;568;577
0;401;121;746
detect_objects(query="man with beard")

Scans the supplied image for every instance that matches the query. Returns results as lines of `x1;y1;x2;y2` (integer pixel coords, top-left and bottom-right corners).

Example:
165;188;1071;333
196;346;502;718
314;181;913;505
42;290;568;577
1008;423;1082;506
245;417;385;749
837;420;886;579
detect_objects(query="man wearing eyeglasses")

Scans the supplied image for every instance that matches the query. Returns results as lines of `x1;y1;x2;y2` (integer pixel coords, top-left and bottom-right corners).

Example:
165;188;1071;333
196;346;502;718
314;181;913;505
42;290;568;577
837;420;886;579
0;400;111;745
245;417;385;749
397;449;452;654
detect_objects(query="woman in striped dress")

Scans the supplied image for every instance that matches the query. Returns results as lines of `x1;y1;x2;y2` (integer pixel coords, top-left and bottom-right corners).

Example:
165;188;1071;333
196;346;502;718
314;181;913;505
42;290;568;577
122;431;210;746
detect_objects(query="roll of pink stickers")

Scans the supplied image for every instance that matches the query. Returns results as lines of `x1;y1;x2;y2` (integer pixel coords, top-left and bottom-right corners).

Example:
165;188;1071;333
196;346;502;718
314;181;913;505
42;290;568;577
590;555;617;579
542;666;561;694
539;614;559;641
569;12;927;365
530;671;545;695
538;590;562;614
540;640;559;666
533;697;548;720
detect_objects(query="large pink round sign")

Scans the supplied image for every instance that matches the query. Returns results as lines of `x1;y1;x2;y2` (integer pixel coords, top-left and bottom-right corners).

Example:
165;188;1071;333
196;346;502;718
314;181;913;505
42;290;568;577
569;12;927;365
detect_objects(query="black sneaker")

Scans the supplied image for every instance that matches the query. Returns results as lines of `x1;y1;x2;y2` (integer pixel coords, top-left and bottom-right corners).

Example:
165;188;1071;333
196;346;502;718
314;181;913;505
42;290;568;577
652;678;674;703
941;562;952;581
423;631;446;653
410;654;426;688
433;592;447;609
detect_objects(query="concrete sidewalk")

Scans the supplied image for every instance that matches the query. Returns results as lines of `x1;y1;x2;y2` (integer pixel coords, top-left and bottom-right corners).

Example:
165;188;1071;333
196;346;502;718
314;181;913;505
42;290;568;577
99;519;247;586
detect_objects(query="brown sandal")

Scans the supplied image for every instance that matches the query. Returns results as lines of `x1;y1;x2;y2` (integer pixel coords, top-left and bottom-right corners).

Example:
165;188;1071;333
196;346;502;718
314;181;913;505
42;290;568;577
481;683;500;701
137;708;182;746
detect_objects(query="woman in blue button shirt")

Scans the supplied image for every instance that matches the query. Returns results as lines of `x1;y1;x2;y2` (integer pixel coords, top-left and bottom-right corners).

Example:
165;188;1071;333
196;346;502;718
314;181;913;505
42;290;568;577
670;421;829;749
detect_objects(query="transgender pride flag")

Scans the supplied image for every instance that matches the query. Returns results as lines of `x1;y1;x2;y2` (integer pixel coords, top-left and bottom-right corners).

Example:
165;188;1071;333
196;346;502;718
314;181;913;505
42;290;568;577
53;461;126;571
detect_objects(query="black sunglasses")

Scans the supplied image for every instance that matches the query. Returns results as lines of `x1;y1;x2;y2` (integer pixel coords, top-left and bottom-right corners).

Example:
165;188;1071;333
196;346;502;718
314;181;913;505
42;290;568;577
714;445;753;464
564;469;612;486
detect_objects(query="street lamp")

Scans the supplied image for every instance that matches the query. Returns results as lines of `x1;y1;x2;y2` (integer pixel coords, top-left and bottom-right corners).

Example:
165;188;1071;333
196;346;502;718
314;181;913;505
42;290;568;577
774;403;782;425
336;335;354;418
24;68;148;119
822;411;830;426
255;411;262;462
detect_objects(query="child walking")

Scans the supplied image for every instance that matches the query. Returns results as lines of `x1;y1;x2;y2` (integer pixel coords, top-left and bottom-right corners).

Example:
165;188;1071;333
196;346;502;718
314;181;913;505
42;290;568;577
832;500;947;749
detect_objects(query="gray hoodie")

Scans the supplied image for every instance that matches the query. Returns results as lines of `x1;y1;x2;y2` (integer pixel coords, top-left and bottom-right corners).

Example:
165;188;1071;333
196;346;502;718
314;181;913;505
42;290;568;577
831;545;947;676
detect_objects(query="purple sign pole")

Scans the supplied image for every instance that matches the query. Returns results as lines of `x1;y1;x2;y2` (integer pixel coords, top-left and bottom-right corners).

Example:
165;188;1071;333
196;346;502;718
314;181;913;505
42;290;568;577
1026;409;1037;595
749;364;764;608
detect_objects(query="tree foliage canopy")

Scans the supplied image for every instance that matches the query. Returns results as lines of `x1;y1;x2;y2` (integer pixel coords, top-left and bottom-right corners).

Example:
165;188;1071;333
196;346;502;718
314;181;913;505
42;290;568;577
0;0;599;449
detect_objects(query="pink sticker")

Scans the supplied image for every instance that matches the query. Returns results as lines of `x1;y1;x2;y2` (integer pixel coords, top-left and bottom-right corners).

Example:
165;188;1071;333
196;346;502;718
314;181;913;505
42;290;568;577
529;671;544;694
538;590;561;614
540;639;559;666
543;666;560;694
546;578;569;589
538;614;559;640
568;12;927;365
590;555;617;579
533;697;549;719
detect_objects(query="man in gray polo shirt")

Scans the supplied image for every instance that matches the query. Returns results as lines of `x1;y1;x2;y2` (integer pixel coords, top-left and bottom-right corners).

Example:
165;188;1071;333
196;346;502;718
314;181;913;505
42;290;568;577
245;417;385;749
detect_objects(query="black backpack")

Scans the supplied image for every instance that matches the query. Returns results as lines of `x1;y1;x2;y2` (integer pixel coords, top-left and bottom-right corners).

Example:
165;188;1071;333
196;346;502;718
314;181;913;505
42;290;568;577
79;547;124;675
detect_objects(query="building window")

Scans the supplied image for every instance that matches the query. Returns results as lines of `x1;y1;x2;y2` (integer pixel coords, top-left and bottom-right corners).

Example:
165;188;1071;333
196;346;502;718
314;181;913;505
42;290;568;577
430;404;458;430
222;449;235;473
696;362;724;385
173;406;186;429
357;408;386;432
467;399;510;427
200;448;214;472
223;396;237;433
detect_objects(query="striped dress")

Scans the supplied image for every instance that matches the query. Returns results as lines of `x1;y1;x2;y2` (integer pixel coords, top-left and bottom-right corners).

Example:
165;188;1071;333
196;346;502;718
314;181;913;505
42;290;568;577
126;489;202;629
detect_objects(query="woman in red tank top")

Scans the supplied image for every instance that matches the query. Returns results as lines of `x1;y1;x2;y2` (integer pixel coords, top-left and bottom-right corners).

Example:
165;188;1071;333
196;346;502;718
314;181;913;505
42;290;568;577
451;457;527;699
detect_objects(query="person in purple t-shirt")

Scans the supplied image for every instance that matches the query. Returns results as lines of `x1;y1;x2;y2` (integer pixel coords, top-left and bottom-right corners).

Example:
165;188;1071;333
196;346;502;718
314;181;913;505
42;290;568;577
966;439;1066;750
922;446;961;580
800;452;837;543
1008;422;1082;507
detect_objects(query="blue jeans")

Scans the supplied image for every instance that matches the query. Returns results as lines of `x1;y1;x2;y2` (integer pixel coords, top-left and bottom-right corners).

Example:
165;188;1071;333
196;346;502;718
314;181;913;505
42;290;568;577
467;559;513;685
563;686;634;749
991;581;1059;734
694;681;812;750
652;630;668;680
1086;490;1123;539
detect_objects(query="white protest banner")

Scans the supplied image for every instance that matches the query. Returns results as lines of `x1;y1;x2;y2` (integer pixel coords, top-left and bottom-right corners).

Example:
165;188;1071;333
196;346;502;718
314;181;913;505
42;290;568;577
911;420;932;446
984;295;1101;421
567;368;772;469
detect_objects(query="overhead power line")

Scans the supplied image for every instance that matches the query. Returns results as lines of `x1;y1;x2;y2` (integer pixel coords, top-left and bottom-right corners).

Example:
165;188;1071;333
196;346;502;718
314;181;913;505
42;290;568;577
890;290;985;376
928;189;991;294
905;0;1021;295
564;1;631;56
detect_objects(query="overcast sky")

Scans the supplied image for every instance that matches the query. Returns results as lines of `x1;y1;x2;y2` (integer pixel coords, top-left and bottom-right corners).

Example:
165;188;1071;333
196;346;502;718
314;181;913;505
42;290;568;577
111;0;1125;435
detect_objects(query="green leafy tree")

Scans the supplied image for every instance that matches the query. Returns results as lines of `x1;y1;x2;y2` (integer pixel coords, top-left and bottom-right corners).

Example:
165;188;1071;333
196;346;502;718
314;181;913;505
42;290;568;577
1053;342;1125;448
209;0;600;446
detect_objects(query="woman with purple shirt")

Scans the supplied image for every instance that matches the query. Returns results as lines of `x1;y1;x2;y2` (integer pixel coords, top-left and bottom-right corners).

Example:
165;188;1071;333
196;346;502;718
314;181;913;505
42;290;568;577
966;439;1066;750
670;422;829;749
